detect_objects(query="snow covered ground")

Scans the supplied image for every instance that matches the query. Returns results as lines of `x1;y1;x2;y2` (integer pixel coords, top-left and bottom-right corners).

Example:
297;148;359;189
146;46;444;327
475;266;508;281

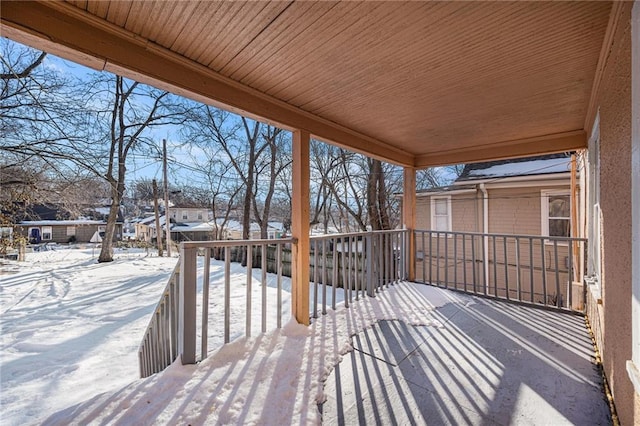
1;246;453;425
1;247;177;425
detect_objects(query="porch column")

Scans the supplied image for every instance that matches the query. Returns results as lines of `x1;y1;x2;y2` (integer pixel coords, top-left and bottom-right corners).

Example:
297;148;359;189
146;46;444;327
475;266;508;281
292;129;310;325
403;167;416;281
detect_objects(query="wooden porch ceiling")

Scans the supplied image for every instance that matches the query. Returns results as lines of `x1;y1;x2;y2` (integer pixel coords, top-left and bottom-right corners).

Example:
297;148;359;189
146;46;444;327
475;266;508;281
1;1;615;168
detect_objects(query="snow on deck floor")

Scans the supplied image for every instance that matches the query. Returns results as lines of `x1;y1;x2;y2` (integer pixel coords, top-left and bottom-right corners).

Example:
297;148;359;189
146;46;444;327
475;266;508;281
39;279;452;425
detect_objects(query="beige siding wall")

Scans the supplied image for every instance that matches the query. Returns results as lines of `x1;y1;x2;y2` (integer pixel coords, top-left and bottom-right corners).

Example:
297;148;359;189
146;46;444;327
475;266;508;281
452;195;480;232
487;187;543;235
588;3;639;424
416;193;480;232
415;197;431;229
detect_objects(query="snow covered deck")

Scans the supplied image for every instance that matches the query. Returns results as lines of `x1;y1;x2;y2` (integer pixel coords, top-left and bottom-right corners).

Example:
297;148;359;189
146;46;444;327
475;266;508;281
41;281;609;425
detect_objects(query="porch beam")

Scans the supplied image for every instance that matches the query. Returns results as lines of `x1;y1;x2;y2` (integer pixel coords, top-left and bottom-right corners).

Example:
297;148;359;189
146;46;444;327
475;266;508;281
403;167;416;281
414;130;586;168
0;1;413;167
291;130;310;325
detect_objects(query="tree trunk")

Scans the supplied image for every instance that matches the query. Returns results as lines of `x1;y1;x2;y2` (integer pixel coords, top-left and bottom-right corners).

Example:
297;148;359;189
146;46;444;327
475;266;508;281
98;183;119;262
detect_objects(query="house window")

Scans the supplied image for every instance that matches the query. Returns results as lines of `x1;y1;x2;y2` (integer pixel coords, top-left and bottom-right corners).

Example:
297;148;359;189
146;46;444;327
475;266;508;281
182;211;188;220
431;196;451;232
197;212;203;220
42;226;52;240
541;190;570;238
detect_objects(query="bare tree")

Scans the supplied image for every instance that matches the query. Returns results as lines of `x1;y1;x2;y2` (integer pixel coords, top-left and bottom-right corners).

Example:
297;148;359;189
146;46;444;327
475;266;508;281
77;75;189;262
0;40;107;226
184;106;291;240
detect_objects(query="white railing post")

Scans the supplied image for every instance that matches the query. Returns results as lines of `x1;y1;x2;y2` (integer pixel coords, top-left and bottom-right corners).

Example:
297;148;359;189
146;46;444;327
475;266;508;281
366;232;375;297
179;244;197;364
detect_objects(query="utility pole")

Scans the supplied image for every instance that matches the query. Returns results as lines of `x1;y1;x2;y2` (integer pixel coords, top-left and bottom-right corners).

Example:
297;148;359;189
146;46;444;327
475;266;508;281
152;179;163;257
163;138;171;256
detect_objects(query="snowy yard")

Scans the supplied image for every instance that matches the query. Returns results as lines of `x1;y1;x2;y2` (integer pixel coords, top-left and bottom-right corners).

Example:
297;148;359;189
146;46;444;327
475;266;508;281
1;247;177;425
1;246;452;425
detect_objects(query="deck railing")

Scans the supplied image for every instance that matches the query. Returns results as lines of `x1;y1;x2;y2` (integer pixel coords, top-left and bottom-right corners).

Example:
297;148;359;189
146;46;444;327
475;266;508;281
138;230;409;376
138;262;180;378
309;230;409;317
178;238;294;366
413;230;587;312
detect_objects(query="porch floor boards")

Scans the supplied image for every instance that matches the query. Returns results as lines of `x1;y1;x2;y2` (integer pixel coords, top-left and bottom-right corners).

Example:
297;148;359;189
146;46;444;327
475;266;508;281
319;294;611;425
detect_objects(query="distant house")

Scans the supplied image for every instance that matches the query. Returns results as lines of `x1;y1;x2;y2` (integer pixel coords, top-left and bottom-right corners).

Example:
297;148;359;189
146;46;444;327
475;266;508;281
170;221;215;242
133;215;167;243
168;206;211;223
12;204;124;244
415;153;578;237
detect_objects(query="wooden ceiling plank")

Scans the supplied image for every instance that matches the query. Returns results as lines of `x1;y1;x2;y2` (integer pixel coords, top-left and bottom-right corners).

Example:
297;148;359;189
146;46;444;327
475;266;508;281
250;2;378;95
0;0;413;166
197;2;256;69
86;1;109;18
120;1;151;34
145;2;179;43
169;2;219;53
223;1;334;80
105;1;133;28
152;2;201;48
180;2;227;60
213;2;292;74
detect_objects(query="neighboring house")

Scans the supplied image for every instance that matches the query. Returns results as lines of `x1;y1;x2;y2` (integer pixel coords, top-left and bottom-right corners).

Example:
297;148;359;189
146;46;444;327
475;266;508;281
134;215;167;243
414;153;582;309
221;220;262;240
415;153;578;237
168;206;211;223
12;204;124;244
171;222;215;242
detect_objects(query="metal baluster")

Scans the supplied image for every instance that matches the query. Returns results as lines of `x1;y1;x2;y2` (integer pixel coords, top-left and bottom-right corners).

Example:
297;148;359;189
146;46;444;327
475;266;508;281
554;240;561;308
568;239;573;310
482;234;487;295
515;238;521;302
453;233;458;289
471;234;477;293
262;244;267;332
529;237;534;303
541;238;547;306
492;235;497;297
332;237;337;310
444;232;449;288
462;234;467;291
322;238;327;313
277;244;282;328
313;242;318;318
503;236;509;300
201;248;211;360
224;246;231;343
